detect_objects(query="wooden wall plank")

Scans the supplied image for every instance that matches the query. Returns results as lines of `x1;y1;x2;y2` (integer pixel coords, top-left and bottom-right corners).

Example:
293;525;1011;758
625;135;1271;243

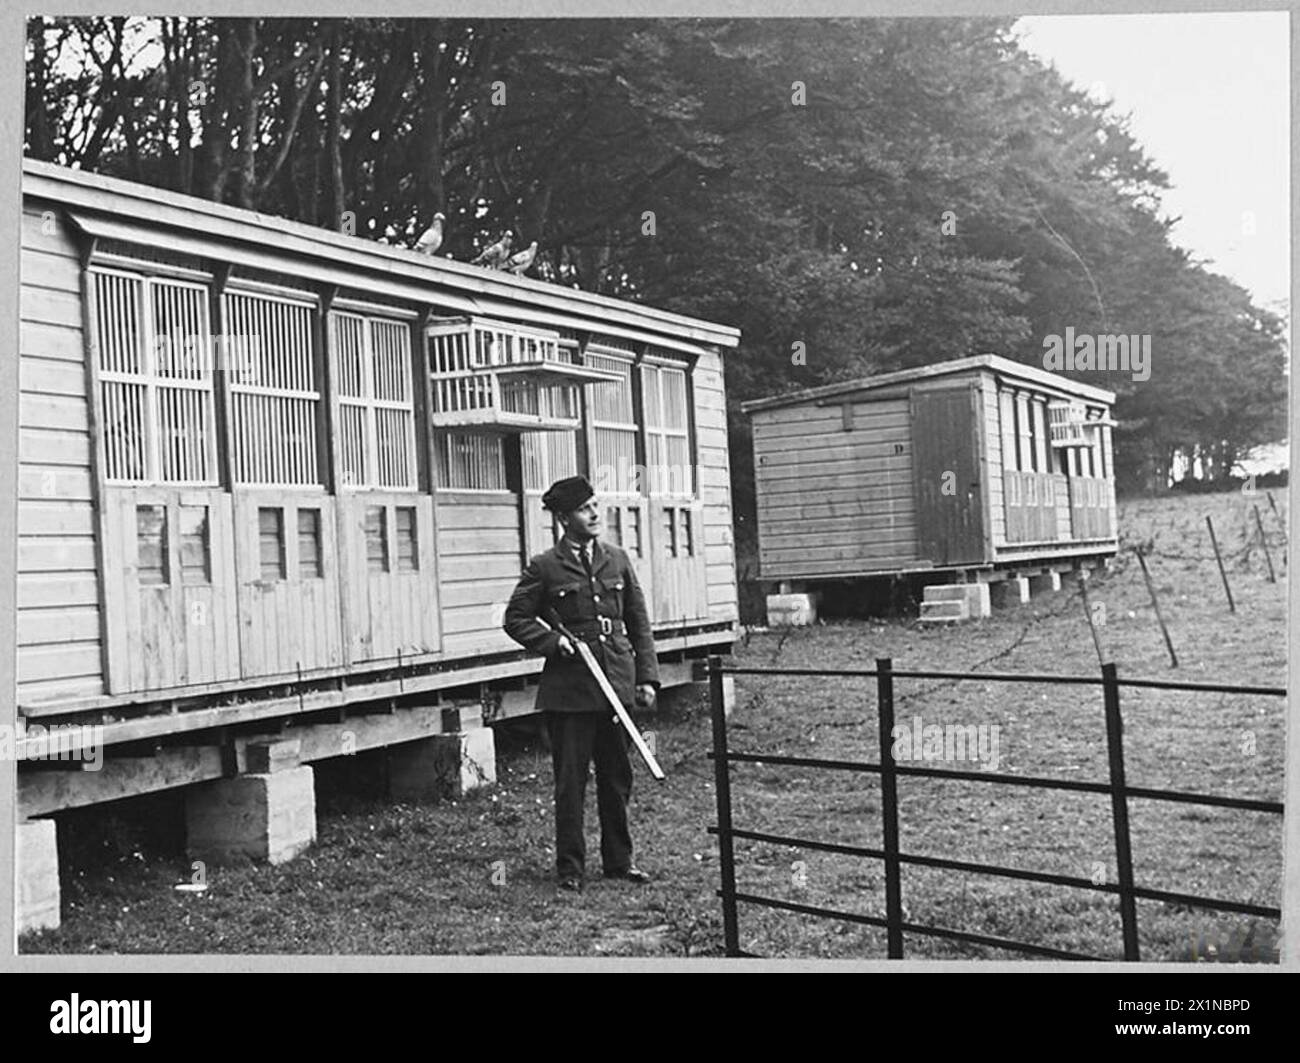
22;246;83;293
17;499;96;537
21;321;85;363
17;607;101;645
437;528;519;556
17;644;104;687
19;427;90;466
20;354;89;397
17;573;100;609
19;393;89;431
21;287;83;328
16;537;97;572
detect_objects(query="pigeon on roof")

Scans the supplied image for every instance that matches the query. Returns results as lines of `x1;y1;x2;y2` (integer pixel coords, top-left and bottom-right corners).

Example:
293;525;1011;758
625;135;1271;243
414;213;446;255
470;231;513;268
503;241;539;275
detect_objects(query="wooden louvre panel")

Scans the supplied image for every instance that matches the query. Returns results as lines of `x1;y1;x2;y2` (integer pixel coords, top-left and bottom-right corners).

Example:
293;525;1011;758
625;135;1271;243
178;505;210;585
625;505;643;557
333;310;417;489
258;507;285;580
395;506;419;572
298;508;323;579
365;505;389;571
226;288;320;487
92;268;216;484
136;504;168;585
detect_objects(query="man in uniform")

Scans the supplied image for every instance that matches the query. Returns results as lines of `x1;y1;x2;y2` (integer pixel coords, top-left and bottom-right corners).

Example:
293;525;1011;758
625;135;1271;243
503;475;658;892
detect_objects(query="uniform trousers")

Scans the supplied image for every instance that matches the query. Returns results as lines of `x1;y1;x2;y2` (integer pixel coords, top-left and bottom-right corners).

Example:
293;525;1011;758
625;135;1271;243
545;710;634;880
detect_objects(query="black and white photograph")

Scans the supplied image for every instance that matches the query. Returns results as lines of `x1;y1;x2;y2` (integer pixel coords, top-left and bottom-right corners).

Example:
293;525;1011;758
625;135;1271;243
5;2;1294;996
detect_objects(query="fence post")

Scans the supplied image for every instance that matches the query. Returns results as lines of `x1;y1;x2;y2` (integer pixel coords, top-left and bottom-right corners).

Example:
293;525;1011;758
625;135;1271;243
876;657;905;959
1253;505;1277;583
1135;548;1178;668
709;655;740;957
1101;662;1141;961
1205;515;1235;612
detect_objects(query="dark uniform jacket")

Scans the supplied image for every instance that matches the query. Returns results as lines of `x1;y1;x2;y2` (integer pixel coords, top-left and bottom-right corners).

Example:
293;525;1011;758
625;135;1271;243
503;539;659;713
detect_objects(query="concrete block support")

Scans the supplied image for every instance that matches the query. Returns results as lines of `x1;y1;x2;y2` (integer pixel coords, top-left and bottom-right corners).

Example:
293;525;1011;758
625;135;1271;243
925;583;991;619
992;576;1031;608
674;674;737;718
766;592;819;627
17;818;60;934
389;727;497;803
186;766;317;866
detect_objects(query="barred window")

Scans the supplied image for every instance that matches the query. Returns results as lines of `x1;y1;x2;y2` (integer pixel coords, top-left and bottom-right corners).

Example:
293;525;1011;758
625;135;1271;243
1032;400;1049;473
226;288;321;486
1015;392;1033;472
998;389;1017;472
436;431;507;490
642;362;692;495
93;269;217;485
586;349;637;492
333;311;417;489
522;429;579;492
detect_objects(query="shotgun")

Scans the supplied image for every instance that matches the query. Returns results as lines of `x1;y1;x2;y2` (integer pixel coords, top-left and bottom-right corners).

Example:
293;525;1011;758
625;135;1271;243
538;611;666;781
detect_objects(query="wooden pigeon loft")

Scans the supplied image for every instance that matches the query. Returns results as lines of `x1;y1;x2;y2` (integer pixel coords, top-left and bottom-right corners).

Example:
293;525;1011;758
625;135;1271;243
1048;400;1105;448
426;316;623;431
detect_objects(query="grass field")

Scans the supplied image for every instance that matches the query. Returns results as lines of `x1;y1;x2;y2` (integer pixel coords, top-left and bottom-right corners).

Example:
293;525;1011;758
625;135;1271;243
21;488;1288;960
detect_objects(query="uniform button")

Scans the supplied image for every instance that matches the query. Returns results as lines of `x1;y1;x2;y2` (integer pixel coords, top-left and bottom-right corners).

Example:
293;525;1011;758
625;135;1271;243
599;635;607;643
593;595;600;602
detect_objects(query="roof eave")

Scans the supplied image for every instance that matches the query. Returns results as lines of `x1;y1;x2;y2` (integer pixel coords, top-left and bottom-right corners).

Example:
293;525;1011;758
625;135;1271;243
24;158;740;350
742;353;1117;413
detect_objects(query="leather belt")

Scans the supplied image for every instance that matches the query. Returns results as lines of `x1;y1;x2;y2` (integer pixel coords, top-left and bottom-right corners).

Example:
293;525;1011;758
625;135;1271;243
566;617;625;639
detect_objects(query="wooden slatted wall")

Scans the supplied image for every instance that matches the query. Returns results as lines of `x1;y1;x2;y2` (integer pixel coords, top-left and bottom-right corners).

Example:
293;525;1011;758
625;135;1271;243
17;203;105;701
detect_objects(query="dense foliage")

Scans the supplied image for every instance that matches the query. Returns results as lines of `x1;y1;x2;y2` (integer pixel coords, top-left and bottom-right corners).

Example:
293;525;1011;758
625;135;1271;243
27;16;1288;512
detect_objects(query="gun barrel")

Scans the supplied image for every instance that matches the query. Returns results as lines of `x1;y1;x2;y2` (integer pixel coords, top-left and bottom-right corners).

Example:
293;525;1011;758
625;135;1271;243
538;613;666;781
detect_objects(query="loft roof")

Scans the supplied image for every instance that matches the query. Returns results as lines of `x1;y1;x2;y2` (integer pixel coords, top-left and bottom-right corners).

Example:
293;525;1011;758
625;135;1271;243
23;158;740;353
741;353;1116;413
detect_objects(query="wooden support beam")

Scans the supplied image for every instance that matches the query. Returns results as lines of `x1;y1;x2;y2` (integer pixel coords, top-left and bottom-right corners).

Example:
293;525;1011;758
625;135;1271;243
19;702;455;817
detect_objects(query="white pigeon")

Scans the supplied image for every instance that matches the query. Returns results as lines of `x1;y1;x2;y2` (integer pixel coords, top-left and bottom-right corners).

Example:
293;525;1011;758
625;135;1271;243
470;232;513;268
503;241;538;275
414;212;446;255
